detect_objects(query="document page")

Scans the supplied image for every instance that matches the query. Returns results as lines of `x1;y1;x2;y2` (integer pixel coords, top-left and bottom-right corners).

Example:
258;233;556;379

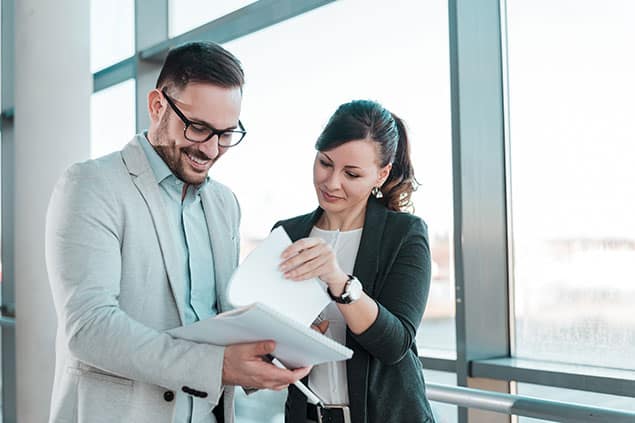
168;303;353;368
228;226;331;326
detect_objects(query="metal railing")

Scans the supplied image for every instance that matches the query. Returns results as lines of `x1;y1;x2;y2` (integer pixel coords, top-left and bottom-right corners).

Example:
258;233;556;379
426;383;635;422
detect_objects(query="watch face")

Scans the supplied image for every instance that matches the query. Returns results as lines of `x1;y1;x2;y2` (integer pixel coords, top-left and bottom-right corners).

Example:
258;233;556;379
346;277;363;302
329;276;363;304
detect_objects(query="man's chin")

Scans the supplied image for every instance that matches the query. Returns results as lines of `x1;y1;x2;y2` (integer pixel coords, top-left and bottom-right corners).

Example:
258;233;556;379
177;168;209;186
185;175;208;185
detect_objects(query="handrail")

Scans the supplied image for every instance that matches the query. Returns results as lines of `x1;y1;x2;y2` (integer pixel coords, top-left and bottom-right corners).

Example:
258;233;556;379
426;383;635;422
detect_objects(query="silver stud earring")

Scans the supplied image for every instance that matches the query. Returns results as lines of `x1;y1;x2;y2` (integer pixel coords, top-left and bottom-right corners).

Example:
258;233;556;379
371;187;383;199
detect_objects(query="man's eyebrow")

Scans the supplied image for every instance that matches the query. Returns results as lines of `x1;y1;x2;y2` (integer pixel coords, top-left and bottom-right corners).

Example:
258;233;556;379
188;117;237;132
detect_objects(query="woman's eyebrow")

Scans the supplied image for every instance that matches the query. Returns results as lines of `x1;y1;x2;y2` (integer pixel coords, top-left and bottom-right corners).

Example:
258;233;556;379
322;152;362;169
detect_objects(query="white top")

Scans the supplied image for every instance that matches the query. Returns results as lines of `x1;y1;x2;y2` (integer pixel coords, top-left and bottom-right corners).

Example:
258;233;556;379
308;226;363;405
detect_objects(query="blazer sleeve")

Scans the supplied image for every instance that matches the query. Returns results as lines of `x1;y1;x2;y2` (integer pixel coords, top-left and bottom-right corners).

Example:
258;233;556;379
45;162;226;404
351;217;431;365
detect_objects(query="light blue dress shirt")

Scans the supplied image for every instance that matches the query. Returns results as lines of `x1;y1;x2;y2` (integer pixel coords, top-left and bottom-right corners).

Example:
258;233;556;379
140;135;218;423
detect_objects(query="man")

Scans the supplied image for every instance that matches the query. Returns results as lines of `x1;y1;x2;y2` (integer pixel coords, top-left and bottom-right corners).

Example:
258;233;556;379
45;41;308;423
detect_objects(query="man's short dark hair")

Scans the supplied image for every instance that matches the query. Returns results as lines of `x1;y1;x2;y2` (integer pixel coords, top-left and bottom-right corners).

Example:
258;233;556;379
156;41;244;93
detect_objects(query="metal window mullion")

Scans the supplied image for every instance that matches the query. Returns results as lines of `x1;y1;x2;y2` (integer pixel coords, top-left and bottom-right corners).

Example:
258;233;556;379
1;0;18;421
93;57;136;93
93;0;337;136
420;356;458;373
449;0;510;422
471;358;635;398
139;0;337;62
134;0;169;132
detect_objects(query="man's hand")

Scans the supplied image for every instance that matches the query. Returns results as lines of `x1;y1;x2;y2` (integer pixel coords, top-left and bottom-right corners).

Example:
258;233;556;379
311;320;329;334
222;341;311;390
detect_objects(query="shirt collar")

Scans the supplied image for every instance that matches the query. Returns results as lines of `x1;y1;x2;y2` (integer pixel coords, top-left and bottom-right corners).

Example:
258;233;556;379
140;132;173;183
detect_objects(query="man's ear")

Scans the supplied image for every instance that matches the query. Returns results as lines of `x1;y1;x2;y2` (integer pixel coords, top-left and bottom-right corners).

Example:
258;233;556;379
147;89;165;124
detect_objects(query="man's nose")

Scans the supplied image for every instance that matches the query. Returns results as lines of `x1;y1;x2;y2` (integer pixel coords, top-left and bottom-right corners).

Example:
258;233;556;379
198;134;220;158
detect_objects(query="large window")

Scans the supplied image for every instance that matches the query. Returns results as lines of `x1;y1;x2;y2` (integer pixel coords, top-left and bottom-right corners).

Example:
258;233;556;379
506;0;635;369
90;0;134;72
90;79;136;158
211;0;452;418
217;0;454;352
169;0;257;37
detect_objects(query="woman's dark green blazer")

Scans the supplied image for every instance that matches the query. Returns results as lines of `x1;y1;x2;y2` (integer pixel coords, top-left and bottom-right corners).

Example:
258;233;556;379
275;197;436;423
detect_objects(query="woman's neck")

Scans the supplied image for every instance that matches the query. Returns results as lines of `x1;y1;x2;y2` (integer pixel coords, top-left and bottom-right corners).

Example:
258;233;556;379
317;206;366;231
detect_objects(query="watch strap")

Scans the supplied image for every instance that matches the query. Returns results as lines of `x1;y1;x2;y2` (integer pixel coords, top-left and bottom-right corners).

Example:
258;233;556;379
327;274;355;304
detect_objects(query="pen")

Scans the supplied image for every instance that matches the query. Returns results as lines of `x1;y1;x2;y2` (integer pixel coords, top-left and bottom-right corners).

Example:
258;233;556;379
268;356;324;407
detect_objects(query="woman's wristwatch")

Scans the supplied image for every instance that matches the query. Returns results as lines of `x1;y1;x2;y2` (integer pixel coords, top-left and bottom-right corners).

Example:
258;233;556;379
327;275;363;304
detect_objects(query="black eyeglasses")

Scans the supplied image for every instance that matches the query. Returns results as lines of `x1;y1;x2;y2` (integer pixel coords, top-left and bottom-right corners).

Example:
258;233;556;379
161;88;247;147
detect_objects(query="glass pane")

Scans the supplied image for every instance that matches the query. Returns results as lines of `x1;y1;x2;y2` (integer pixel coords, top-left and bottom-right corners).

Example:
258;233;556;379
90;0;135;72
169;0;257;37
219;0;453;346
212;0;453;417
90;80;136;159
517;382;635;422
507;0;635;369
425;370;458;423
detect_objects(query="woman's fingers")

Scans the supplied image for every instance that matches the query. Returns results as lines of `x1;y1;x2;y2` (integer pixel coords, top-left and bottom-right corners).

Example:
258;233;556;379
279;237;344;284
286;254;330;280
280;237;322;259
279;240;328;273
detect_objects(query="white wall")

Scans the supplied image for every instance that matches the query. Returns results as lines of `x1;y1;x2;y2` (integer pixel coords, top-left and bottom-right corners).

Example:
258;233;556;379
14;0;90;421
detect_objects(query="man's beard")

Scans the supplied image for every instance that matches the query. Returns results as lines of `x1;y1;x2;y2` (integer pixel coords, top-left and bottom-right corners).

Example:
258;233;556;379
152;117;208;185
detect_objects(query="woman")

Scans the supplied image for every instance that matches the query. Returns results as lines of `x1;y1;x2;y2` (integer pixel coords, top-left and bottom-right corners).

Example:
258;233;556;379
276;100;435;423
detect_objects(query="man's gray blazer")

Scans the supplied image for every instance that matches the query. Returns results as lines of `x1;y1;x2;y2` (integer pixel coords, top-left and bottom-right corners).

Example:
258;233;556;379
45;135;240;423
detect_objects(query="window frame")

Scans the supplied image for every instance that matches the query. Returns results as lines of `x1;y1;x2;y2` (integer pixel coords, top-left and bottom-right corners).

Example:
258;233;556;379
0;0;631;422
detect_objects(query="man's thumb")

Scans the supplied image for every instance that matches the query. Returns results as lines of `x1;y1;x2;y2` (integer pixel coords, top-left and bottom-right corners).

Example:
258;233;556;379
317;320;330;334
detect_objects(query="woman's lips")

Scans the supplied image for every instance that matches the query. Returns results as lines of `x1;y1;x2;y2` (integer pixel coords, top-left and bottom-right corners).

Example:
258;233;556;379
321;189;341;202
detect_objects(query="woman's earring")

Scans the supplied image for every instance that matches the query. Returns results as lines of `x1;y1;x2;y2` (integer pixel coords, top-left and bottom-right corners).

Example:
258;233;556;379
371;187;383;199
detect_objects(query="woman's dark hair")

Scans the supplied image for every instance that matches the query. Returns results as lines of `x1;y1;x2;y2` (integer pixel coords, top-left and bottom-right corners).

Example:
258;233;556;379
315;100;418;212
156;41;244;93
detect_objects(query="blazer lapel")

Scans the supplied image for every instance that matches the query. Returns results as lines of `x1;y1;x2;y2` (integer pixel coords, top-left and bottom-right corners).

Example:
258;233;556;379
351;197;386;295
200;184;236;312
121;136;187;324
282;209;321;242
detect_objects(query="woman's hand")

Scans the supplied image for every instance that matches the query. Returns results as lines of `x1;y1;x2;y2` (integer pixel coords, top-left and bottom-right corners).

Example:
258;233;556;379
280;237;349;295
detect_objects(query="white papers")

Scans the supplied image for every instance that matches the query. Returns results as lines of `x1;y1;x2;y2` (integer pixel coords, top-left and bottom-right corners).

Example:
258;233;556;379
168;302;352;368
228;226;331;326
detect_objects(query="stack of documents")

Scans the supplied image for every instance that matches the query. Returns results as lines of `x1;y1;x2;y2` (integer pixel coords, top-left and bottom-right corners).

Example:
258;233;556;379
168;302;351;368
168;227;353;367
